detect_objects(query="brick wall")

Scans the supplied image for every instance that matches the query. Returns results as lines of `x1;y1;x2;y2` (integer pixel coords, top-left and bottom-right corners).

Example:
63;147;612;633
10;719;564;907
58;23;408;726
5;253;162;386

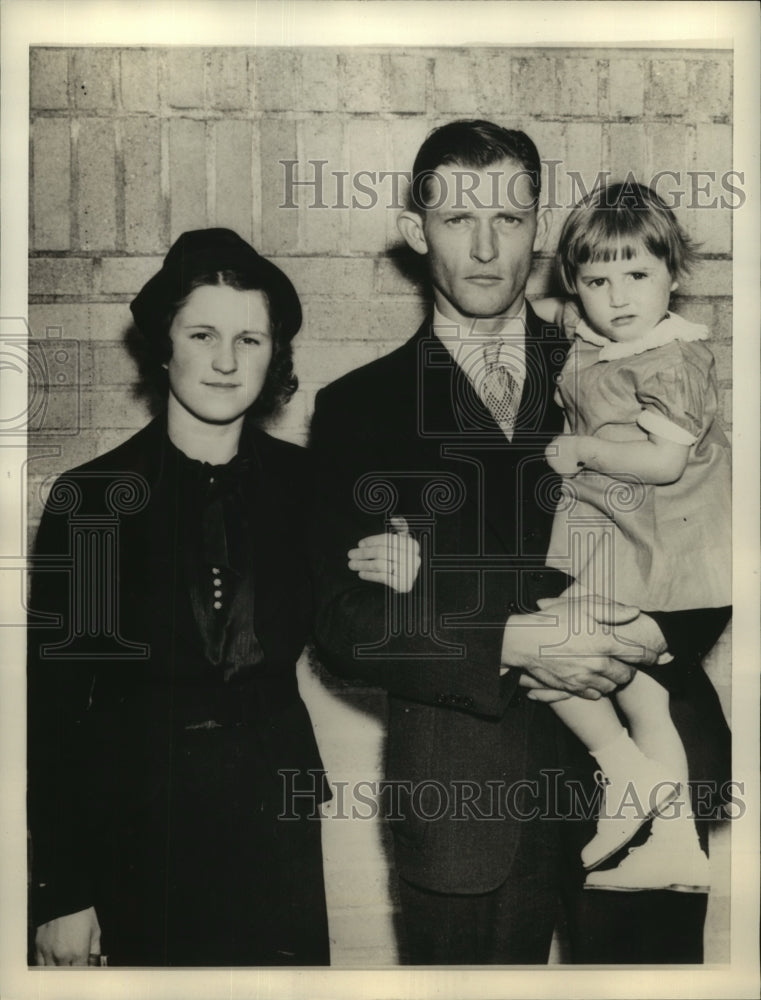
28;45;734;964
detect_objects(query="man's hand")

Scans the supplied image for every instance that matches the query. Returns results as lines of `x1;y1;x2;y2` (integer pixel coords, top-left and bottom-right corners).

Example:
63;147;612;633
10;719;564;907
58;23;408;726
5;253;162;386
502;595;667;699
348;516;421;593
35;906;101;966
518;676;574;703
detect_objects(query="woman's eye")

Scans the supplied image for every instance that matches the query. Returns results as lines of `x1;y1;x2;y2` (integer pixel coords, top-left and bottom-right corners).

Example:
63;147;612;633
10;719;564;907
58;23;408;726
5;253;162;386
240;336;260;346
190;332;211;341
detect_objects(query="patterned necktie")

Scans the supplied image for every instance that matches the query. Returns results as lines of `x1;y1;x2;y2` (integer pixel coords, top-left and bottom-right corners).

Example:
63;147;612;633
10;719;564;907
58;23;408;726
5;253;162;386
481;341;521;437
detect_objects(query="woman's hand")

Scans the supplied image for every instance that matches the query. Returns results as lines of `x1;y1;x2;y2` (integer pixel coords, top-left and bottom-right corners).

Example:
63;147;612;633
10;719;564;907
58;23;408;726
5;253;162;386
348;516;421;593
545;434;585;475
35;906;101;965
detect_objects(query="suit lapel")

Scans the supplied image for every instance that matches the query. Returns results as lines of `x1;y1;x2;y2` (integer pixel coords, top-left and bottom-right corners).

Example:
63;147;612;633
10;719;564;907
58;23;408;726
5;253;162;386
414;306;570;555
515;303;570;440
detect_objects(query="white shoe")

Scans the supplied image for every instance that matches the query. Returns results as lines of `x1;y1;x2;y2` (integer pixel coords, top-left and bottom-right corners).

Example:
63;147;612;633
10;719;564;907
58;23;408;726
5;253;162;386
581;769;680;870
584;820;711;893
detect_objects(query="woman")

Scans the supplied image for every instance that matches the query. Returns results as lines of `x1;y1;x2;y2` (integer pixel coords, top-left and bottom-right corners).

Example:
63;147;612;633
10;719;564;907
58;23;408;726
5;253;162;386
28;229;417;967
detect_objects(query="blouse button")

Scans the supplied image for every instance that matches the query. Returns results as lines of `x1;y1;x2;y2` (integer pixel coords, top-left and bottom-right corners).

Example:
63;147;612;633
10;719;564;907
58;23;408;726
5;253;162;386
212;567;220;574
213;601;223;610
214;590;222;598
213;578;222;587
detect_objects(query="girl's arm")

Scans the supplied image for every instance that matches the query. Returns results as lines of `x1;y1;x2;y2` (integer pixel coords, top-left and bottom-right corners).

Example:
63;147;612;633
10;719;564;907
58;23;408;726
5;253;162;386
546;430;690;485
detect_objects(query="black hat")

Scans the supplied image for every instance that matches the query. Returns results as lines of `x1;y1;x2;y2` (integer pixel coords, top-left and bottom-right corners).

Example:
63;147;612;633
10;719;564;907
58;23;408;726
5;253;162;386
130;228;302;341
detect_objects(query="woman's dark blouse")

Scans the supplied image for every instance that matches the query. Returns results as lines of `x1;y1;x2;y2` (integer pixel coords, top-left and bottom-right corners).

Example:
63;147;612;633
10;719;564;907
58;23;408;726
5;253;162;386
28;415;327;931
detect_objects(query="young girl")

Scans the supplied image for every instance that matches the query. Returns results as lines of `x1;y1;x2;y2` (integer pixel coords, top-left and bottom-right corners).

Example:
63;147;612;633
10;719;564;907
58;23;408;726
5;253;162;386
532;181;731;891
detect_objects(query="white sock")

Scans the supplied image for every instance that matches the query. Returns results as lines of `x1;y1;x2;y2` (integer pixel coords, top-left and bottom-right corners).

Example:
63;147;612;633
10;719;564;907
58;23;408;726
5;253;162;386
590;728;649;780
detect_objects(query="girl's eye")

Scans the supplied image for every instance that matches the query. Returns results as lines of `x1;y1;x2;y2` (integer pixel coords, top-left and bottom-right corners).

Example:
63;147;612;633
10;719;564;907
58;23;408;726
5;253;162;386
630;272;647;280
588;278;606;288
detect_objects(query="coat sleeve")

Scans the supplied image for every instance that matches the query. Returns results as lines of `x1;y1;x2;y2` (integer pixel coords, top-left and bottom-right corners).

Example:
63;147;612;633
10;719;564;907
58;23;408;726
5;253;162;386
27;483;98;926
647;605;731;668
308;384;568;719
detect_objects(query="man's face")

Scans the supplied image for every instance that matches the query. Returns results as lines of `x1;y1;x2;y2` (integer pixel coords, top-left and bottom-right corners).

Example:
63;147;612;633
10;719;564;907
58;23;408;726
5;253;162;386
401;157;549;331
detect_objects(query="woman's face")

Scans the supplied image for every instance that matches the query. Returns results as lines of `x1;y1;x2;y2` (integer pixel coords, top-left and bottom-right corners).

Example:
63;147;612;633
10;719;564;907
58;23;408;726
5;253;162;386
167;283;273;425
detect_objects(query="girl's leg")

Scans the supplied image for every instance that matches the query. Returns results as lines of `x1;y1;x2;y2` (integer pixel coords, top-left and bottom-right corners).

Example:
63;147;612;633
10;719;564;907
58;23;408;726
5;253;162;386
584;673;710;893
615;670;689;785
551;691;625;755
550;693;679;869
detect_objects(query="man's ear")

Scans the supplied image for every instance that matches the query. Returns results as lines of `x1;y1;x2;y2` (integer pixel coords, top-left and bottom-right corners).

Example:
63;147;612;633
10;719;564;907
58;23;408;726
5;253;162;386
533;208;552;252
397;211;429;256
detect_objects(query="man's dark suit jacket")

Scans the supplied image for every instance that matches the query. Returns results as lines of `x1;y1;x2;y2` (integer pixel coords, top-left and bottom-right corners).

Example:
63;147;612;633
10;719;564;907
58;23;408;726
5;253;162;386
309;304;731;901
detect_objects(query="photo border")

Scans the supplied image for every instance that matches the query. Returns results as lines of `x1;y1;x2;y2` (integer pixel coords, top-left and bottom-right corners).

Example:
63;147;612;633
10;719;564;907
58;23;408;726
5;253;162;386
2;2;758;998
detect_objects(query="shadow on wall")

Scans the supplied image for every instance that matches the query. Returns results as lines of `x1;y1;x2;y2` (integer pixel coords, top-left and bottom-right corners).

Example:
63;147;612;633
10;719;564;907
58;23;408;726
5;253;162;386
125;323;167;417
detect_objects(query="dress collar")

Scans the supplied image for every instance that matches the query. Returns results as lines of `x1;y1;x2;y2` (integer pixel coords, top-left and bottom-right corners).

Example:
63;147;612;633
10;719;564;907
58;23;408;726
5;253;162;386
575;311;709;361
140;411;263;489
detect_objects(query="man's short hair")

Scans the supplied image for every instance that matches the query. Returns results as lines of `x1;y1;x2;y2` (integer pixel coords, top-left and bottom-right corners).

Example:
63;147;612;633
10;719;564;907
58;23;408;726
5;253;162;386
410;119;542;211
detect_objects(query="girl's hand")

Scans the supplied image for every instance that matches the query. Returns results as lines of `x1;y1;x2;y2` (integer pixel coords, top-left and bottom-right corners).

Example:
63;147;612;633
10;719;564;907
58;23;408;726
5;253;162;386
545;434;584;475
348;516;421;593
35;906;101;965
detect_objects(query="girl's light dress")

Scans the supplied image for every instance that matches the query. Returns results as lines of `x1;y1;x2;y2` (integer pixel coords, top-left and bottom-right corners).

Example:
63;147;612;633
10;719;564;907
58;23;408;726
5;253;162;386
547;310;731;612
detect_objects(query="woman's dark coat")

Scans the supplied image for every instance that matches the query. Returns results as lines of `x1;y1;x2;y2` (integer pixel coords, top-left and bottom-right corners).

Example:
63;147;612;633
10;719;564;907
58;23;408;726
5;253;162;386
28;415;328;965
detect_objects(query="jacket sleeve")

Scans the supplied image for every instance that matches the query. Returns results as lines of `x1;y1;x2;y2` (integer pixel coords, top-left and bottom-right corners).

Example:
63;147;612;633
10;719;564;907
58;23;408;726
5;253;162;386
308;386;568;719
27;485;97;926
647;605;731;667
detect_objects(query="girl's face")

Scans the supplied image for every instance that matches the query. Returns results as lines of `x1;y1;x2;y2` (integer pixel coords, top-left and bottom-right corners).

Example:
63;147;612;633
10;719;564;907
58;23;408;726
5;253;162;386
167;283;273;426
574;243;677;343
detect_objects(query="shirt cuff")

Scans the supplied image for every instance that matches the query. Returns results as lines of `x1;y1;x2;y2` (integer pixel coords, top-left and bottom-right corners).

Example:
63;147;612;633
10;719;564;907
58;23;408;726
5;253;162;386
637;408;698;445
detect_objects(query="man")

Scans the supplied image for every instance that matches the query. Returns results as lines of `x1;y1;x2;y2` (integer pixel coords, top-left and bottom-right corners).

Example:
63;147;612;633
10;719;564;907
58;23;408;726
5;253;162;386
309;120;730;964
